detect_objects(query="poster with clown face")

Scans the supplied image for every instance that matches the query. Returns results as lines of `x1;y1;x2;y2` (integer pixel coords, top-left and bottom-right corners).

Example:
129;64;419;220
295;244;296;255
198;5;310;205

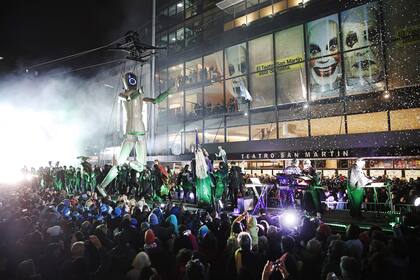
307;14;341;100
342;3;384;94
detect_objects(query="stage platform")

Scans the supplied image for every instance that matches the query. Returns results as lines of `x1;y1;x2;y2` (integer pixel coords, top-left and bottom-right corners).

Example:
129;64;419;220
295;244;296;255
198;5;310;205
171;200;397;233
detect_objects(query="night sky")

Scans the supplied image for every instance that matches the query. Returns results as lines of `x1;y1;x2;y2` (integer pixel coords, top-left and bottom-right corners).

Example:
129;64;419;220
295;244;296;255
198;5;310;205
0;0;152;75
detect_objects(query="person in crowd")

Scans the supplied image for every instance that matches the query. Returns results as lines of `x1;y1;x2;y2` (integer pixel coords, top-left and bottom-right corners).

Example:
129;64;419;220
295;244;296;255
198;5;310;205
229;161;244;208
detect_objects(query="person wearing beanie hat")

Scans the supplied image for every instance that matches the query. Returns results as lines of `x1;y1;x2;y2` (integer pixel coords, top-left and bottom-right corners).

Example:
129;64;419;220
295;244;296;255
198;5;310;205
144;229;157;249
148;213;159;226
198;225;209;240
166;214;179;235
70;241;85;258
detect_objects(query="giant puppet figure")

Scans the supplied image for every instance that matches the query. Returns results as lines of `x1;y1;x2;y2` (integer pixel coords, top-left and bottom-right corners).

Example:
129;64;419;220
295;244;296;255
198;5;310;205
97;72;171;197
348;158;372;218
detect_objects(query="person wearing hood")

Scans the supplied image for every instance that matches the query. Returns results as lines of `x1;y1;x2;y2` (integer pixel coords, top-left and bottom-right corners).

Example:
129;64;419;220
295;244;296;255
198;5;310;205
166;214;179;236
126;251;151;280
246;215;258;251
143;229;174;280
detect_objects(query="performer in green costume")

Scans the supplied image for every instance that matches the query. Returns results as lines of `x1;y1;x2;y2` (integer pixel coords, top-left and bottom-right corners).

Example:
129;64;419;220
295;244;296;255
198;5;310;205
96;72;172;197
195;146;213;205
214;162;228;200
348;158;371;218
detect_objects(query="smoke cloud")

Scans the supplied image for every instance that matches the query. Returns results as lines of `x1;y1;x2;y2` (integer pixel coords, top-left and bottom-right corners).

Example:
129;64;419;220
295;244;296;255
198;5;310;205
0;68;123;183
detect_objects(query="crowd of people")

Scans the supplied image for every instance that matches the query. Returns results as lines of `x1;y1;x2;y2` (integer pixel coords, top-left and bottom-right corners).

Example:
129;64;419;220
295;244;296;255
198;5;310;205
1;176;419;280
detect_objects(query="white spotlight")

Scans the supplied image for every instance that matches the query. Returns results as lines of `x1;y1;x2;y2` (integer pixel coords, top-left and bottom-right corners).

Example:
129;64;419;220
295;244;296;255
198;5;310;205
414;197;420;207
189;192;195;200
280;210;299;229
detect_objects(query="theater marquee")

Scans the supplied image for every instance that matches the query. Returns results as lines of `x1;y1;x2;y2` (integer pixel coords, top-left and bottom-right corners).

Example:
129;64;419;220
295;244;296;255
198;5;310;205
237;150;350;160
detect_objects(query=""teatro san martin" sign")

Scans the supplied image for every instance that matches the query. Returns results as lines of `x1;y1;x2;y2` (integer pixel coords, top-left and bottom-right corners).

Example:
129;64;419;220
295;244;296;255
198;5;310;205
237;149;350;160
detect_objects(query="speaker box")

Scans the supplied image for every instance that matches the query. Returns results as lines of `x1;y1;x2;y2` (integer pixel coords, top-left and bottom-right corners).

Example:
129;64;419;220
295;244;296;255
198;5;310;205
237;197;254;213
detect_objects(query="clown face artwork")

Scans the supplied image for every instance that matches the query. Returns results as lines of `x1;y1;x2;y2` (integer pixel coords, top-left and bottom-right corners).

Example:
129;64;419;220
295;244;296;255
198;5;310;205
342;3;384;94
307;15;341;100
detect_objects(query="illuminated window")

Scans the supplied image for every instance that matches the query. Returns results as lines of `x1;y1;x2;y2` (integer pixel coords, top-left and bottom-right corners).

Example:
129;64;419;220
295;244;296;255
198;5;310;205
204;82;224;116
310;116;345;136
273;0;287;14
185;58;202;86
225;76;248;113
288;0;301;8
390;108;420;131
249;35;273;73
251;111;277;140
227;116;249;142
278;120;308;138
185;120;203;148
275;25;307;104
167;91;184;123
204;51;224;82
341;3;385;95
249;72;275;108
347;111;388;134
168;64;184;89
204;118;225;143
185;88;203;120
168;133;182;155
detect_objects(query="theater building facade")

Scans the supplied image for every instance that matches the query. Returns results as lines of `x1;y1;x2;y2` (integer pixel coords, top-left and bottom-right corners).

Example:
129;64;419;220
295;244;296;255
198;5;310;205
149;0;420;178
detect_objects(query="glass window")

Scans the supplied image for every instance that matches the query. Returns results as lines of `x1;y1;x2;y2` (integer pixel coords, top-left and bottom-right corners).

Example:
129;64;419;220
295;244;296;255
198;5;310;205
273;1;287;14
185;120;203;147
390;108;420;131
249;72;275;108
157;69;169;92
341;3;384;94
204;118;225;143
185;17;201;47
278;120;308;138
309;102;344;119
278;106;307;122
288;0;301;8
275;25;307;104
185;58;202;86
387;42;420;89
204;82;224;115
251;111;277;140
225;76;249;113
185;0;198;18
247;0;259;8
168;64;184;89
306;14;341;100
157;91;168;131
203;51;224;82
347;111;388;134
176;1;185;14
383;0;419;42
155;133;168;154
225;43;248;78
168;133;182;155
185;88;203;120
226;115;249;142
168;4;177;16
249;35;274;73
167;91;184;123
310;116;346;136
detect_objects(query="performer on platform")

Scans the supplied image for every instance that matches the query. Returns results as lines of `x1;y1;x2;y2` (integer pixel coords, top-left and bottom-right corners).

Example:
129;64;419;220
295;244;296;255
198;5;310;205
280;159;301;207
302;159;322;215
229;161;244;208
195;146;213;205
215;145;228;164
214;161;228;201
348;158;372;218
283;159;302;175
96;72;172;197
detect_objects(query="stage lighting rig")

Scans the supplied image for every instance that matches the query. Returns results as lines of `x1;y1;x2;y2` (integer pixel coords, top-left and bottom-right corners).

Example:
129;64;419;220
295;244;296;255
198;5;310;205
108;31;166;63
